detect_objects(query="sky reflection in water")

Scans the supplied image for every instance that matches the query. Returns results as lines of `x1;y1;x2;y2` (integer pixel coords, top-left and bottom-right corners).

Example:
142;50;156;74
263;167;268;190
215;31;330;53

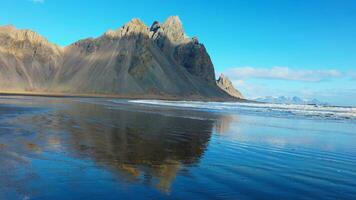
0;97;356;200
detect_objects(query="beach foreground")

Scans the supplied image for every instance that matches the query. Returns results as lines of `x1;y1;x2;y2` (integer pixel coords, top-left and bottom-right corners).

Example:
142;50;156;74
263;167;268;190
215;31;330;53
0;96;355;200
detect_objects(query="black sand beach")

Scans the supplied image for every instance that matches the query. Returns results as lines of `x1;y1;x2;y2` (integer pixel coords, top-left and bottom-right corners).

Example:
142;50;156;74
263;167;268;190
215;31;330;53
1;96;356;200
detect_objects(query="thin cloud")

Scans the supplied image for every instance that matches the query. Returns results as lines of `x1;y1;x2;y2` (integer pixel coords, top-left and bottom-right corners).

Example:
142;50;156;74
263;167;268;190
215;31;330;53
225;66;342;82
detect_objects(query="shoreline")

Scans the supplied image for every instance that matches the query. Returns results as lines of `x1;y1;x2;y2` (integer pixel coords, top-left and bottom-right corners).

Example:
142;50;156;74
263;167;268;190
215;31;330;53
0;91;252;103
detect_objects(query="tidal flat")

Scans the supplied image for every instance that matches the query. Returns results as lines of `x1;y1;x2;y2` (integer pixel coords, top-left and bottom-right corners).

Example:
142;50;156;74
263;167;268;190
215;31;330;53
0;96;356;200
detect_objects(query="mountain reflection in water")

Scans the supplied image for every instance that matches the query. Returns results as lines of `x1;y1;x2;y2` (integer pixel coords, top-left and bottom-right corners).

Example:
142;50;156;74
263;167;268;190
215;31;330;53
7;100;226;194
2;97;356;200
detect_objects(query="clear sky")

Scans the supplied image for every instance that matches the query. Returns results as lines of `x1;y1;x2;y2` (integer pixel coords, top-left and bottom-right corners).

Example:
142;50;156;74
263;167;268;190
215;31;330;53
1;0;356;106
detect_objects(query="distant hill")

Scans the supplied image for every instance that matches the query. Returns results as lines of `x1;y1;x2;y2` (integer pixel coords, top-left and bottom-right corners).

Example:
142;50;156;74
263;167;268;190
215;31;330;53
0;16;243;101
254;96;326;105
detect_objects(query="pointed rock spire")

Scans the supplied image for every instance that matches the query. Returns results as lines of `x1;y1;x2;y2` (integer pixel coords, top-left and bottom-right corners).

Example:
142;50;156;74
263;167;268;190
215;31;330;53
161;16;186;43
120;18;149;36
105;18;149;38
150;21;161;32
217;74;244;99
163;16;182;28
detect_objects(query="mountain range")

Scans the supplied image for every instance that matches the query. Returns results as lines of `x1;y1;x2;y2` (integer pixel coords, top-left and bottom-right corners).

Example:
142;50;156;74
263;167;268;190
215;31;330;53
0;16;243;101
254;96;326;105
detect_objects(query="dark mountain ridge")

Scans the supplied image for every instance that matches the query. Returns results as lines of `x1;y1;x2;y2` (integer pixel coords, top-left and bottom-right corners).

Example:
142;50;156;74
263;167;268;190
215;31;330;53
0;16;243;101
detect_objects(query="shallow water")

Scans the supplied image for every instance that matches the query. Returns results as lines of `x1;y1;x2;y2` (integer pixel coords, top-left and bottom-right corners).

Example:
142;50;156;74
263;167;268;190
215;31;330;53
0;96;356;200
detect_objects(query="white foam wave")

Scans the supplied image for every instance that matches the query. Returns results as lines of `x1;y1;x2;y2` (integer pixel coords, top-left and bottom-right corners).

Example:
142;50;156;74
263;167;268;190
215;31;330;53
125;100;356;121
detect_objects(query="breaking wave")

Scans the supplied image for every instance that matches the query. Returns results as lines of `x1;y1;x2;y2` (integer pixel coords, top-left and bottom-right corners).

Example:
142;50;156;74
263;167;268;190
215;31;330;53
125;100;356;121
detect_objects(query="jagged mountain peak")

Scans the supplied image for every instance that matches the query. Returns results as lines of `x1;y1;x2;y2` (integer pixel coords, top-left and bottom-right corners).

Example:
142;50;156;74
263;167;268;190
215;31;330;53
0;17;241;101
217;74;233;87
150;21;161;32
161;16;186;43
90;16;188;44
217;74;244;99
121;18;150;36
0;25;16;32
218;73;226;80
104;18;149;39
0;25;62;60
0;25;55;46
163;16;182;28
122;18;148;32
127;18;147;26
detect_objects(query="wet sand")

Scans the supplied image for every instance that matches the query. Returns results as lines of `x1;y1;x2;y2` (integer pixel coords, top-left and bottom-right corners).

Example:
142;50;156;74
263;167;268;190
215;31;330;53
0;96;356;200
0;91;249;102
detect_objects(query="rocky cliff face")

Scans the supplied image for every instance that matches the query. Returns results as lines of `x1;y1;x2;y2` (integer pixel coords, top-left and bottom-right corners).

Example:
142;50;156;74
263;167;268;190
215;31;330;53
217;74;244;99
0;16;243;100
0;25;62;92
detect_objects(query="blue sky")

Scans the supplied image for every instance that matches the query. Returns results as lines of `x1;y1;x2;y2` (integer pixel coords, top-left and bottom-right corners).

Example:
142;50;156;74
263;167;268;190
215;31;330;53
1;0;356;105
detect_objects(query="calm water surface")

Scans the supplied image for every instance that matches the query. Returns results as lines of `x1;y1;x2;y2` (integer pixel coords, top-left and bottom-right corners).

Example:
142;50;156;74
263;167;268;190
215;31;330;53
0;96;355;200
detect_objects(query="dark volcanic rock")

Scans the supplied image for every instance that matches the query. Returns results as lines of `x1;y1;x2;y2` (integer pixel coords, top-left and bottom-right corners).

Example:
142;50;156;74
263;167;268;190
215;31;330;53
174;39;216;83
